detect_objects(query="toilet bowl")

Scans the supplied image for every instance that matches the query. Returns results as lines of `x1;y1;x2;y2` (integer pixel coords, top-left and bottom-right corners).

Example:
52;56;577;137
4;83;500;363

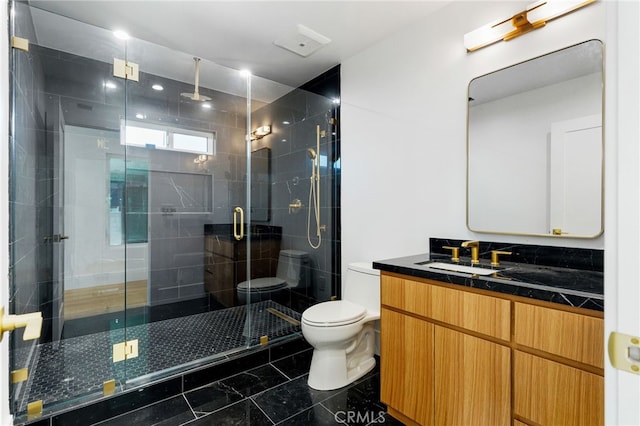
301;262;380;390
237;250;309;304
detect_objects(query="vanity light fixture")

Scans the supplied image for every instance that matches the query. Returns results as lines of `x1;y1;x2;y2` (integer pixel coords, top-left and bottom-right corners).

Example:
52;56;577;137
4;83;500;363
464;0;596;52
251;125;272;141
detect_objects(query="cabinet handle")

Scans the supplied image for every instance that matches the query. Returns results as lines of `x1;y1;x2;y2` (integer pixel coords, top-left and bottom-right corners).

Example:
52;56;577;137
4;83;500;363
233;207;244;241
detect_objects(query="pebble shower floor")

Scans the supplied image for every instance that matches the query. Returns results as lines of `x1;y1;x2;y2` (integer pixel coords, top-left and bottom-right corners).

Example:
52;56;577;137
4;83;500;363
13;300;301;415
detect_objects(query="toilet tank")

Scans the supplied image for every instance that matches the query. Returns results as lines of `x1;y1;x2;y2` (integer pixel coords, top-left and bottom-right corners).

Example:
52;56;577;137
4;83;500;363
342;262;380;313
276;249;309;289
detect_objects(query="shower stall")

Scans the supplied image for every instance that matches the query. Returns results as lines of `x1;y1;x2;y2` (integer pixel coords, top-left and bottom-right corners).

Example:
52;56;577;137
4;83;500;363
7;1;340;422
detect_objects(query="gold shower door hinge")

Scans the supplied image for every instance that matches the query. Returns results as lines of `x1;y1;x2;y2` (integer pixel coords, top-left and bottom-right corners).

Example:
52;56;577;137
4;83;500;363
11;368;28;383
113;339;139;362
11;36;29;52
113;58;139;81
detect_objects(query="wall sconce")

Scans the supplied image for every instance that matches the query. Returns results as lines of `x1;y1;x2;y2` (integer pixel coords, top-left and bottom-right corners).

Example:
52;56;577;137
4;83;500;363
464;0;596;52
251;125;272;141
193;154;208;164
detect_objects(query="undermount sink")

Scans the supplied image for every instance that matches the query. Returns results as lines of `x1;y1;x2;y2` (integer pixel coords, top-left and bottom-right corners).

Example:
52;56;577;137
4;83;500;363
416;261;502;276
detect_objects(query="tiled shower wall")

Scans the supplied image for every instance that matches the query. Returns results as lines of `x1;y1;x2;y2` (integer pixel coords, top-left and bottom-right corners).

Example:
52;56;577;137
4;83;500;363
250;68;341;306
9;1;47;357
9;22;341;345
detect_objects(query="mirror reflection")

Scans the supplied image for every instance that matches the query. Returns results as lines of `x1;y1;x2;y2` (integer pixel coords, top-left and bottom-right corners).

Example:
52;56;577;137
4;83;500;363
467;40;604;238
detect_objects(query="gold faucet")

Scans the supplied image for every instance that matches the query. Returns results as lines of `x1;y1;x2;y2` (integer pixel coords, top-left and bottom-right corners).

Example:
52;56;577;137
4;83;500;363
490;250;512;266
442;246;460;262
461;240;480;264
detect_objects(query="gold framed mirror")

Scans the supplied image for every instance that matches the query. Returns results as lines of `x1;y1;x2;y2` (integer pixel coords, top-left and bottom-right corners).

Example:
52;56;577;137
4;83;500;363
467;39;604;238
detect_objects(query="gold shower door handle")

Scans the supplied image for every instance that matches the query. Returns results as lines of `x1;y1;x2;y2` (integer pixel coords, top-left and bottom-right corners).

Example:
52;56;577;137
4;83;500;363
0;307;43;341
233;207;244;240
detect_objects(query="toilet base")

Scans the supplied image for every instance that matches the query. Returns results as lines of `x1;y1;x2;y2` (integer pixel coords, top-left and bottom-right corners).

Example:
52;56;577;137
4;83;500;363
307;348;376;391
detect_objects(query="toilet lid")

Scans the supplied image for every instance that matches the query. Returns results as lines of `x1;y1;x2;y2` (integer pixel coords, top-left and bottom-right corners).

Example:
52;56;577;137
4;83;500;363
237;277;287;292
302;300;366;327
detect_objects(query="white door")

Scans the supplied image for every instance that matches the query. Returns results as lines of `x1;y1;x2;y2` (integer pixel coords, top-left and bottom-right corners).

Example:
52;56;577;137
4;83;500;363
606;1;640;424
549;114;602;236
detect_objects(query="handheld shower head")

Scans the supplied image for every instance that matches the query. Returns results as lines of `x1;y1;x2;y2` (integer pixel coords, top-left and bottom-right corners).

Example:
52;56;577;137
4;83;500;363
307;148;317;159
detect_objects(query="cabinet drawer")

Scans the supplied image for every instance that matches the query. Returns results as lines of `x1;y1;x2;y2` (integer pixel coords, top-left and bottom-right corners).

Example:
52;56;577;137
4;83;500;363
513;351;604;426
513;302;604;368
381;275;510;340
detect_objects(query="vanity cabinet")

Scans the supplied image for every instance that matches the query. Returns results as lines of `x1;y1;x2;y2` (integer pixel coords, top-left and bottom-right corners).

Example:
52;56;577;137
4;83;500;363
381;309;434;424
512;302;604;425
380;275;511;426
204;225;281;307
380;273;604;426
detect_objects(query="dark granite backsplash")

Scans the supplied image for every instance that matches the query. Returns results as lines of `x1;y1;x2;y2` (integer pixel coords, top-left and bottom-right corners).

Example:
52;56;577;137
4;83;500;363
429;237;603;272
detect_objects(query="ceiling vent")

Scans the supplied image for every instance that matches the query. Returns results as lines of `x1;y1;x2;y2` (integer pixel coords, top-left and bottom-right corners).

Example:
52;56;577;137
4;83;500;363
274;24;331;58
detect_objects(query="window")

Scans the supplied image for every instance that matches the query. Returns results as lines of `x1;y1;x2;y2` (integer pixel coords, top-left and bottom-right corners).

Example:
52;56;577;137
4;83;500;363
109;158;149;245
121;121;215;155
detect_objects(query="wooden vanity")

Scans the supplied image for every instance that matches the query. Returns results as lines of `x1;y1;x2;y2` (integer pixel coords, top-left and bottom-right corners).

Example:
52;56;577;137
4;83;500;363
380;272;604;426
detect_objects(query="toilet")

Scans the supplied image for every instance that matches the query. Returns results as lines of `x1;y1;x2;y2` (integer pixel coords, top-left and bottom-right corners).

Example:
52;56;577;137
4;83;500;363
237;250;309;304
301;262;380;390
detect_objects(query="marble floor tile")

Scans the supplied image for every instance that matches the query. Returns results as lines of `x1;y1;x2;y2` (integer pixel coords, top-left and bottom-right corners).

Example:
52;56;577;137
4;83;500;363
183;398;273;426
184;382;244;416
270;349;313;380
96;395;196;426
251;375;339;423
320;376;386;426
219;364;289;398
276;403;347;425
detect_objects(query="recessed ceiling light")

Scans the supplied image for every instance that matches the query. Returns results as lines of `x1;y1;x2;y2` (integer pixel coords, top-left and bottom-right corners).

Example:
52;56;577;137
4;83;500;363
152;84;163;91
282;121;290;125
202;103;212;109
104;81;117;89
135;113;145;119
239;69;251;78
113;30;130;40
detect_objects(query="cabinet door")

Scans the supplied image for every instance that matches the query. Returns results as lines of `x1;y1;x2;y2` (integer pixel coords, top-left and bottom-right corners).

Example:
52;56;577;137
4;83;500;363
381;308;434;425
514;302;603;368
434;326;511;426
514;351;604;425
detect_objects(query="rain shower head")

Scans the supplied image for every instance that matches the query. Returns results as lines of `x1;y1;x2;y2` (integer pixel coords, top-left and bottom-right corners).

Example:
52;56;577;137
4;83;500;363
181;57;212;102
307;148;317;159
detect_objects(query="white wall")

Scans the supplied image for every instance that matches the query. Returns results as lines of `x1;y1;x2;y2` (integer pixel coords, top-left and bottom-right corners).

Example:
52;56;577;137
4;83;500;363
341;0;606;270
342;2;640;424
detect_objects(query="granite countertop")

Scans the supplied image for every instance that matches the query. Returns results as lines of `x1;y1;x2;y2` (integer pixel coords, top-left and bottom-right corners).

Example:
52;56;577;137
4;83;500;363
373;253;604;312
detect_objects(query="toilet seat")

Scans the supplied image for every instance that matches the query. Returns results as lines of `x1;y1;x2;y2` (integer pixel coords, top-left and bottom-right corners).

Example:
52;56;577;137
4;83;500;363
302;300;366;327
237;277;288;293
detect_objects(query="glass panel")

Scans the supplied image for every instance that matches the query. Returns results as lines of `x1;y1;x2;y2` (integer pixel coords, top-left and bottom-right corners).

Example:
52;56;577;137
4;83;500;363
8;1;128;418
8;1;340;420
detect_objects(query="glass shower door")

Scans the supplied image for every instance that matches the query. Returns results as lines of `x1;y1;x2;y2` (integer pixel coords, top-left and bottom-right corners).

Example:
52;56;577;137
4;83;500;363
8;1;130;417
